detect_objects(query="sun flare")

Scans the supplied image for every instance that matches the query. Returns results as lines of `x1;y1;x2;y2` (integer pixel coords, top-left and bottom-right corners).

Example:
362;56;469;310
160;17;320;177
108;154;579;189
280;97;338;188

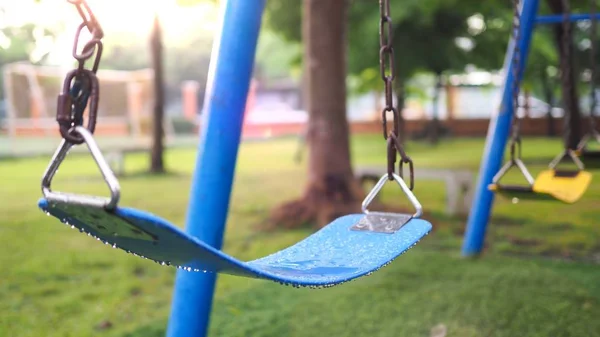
0;0;220;66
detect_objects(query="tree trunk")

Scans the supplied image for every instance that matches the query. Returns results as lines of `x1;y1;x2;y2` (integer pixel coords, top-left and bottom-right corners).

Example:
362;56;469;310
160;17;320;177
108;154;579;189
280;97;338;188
547;0;582;149
150;13;166;173
270;0;363;228
428;72;443;144
540;67;556;137
523;89;531;118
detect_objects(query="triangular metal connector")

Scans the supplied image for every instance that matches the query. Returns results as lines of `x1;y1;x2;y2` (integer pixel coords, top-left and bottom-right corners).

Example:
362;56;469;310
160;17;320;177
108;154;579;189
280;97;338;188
352;173;423;234
491;158;535;187
548;149;585;171
41;126;120;210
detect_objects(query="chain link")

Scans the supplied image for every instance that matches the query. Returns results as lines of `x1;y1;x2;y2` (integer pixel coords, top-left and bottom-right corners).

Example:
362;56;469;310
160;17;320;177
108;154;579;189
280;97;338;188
589;0;598;128
576;0;599;151
378;0;414;189
560;0;574;150
56;0;104;145
379;0;397;139
509;0;523;162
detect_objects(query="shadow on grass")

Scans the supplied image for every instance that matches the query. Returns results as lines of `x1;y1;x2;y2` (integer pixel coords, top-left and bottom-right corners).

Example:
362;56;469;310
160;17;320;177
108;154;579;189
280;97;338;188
121;249;600;337
388;209;600;264
65;170;190;182
122;323;166;337
116;170;190;180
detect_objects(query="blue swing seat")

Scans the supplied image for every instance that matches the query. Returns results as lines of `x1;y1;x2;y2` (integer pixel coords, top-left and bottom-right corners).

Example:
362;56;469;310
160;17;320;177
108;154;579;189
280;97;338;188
39;199;432;288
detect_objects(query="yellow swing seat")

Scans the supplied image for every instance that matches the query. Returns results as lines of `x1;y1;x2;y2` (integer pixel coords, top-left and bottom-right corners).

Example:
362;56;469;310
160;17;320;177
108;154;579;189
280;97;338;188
532;169;592;204
488;183;558;201
488;156;557;202
488;150;592;203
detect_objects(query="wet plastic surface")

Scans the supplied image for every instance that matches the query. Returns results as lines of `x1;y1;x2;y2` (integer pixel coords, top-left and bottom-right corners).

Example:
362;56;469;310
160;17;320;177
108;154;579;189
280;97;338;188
39;198;432;287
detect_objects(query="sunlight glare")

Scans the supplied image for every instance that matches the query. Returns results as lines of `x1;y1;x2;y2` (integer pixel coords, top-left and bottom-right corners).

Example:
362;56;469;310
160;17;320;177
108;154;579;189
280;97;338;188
0;0;219;38
0;0;220;67
87;0;219;36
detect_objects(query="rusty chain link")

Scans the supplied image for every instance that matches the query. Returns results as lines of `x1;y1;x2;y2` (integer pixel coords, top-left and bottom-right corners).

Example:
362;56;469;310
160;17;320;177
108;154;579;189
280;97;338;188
576;0;599;152
379;0;414;189
560;0;574;151
589;0;598;130
56;0;104;144
508;0;523;162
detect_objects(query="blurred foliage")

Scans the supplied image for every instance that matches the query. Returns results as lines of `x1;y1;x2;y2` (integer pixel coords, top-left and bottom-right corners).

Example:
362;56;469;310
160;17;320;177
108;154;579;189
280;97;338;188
1;0;598;106
265;0;514;95
522;0;599;108
264;0;599;104
255;29;302;80
0;24;53;65
0;18;57;99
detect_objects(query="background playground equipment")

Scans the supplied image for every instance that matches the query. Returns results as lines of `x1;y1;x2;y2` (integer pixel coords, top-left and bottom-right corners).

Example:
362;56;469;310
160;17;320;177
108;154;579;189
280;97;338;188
1;62;176;139
575;0;600;161
463;0;600;256
486;0;594;204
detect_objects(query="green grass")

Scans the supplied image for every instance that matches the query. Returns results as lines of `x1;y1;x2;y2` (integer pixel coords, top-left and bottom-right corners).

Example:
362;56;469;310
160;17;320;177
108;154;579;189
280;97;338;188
1;135;599;337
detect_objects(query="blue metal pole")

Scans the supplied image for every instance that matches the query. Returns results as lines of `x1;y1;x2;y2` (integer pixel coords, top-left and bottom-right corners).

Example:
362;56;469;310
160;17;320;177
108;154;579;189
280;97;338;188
535;13;600;24
461;0;539;257
166;1;266;336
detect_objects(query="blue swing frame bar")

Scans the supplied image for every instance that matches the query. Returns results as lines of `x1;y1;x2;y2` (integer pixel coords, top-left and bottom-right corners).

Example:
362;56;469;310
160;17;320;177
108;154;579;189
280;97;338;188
166;1;266;337
535;13;600;24
462;0;598;256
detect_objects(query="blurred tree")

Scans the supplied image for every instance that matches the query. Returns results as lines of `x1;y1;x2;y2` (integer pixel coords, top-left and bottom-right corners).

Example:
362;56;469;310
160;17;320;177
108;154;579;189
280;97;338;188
265;0;597;143
265;0;515;145
546;0;583;149
522;26;561;136
0;23;56;99
263;0;517;227
150;13;165;174
270;0;363;228
254;30;302;81
99;31;213;104
530;0;600;148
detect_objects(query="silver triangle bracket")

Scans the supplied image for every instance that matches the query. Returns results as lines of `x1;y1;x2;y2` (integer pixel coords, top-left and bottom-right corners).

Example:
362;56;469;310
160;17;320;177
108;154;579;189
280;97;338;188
351;173;423;234
41;126;121;210
49;201;158;242
41;127;156;242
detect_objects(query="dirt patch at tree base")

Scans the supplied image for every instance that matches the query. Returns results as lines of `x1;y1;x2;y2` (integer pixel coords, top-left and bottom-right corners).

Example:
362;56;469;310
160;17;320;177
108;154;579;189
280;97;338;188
264;177;437;230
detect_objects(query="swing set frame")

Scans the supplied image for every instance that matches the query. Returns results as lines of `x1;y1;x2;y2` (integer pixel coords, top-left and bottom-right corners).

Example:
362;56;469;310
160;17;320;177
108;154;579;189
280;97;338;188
166;2;266;336
462;0;599;256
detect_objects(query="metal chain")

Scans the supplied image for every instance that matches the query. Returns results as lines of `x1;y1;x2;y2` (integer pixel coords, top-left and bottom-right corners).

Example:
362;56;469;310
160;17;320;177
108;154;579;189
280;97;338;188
379;0;414;189
576;0;599;151
509;0;523;162
589;0;598;128
560;0;573;150
56;0;104;145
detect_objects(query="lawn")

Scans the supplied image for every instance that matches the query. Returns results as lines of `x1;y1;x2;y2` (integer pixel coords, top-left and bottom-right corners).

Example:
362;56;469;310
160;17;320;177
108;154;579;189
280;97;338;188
0;134;599;337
